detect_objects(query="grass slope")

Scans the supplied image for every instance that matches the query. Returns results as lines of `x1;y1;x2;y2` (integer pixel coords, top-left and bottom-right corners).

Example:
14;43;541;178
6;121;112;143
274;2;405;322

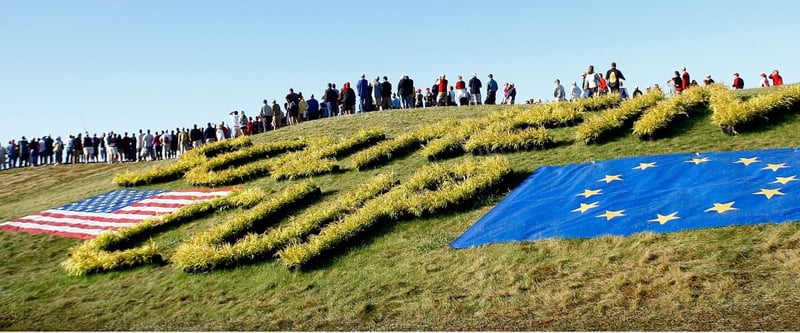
3;89;800;330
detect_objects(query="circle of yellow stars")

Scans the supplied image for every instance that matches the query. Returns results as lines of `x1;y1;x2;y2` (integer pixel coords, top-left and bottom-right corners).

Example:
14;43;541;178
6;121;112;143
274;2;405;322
569;154;797;226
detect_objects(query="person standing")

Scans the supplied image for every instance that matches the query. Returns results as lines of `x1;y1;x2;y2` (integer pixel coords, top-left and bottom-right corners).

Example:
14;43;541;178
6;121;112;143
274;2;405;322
424;87;435;107
285;88;300;122
397;75;408;109
380;76;392;111
732;73;745;89
671;71;684;94
339;82;356;116
297;93;308;123
760;73;771;87
455;75;468;106
436;75;448;106
259;100;272;131
570;81;582;101
0;142;7;170
485;74;498;105
7;140;17;168
414;89;424;108
605;62;626;94
553;79;566;101
82;133;94;164
199;124;212;145
356;74;369;114
398;75;414;109
323;83;338;118
371;76;382;111
53;136;63;164
271;100;282;130
769;70;783;86
703;74;715;86
306;94;319;120
507;83;517;105
681;67;690;91
584;65;600;97
468;73;482;105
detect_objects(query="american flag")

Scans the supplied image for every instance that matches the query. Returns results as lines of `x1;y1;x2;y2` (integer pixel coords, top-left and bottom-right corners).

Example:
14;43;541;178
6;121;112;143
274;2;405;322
0;188;231;239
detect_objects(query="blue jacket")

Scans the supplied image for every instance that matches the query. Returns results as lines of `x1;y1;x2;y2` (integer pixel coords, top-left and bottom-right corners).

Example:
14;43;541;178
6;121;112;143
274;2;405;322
487;79;498;92
307;98;319;113
357;79;369;97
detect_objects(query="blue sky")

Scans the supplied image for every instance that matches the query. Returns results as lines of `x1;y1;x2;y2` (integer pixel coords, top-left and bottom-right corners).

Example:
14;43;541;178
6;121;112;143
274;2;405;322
2;0;799;142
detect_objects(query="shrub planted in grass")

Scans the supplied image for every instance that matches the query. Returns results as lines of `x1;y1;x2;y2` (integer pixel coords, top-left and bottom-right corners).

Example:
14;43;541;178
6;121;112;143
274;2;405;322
350;133;422;170
198;140;308;172
278;156;512;269
167;173;398;272
420;119;486;160
171;180;320;272
575;89;665;144
632;86;709;139
575;93;623;111
465;126;553;154
708;84;800;134
192;136;253;158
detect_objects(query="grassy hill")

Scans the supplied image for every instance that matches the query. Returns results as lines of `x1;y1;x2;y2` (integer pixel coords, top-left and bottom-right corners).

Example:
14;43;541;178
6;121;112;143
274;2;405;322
3;87;800;330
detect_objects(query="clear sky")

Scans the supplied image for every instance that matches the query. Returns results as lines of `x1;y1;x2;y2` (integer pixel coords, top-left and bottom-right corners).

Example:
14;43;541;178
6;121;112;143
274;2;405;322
2;0;799;143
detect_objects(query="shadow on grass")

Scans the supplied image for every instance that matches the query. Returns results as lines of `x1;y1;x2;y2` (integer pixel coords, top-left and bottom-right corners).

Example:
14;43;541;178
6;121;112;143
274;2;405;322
730;108;800;135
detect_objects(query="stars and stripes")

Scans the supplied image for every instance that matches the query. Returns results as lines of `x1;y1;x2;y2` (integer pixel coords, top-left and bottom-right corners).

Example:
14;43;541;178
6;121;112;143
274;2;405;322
452;147;800;249
0;188;231;239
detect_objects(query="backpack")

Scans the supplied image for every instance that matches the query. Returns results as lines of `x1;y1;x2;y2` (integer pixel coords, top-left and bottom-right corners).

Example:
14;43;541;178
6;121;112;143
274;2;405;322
609;70;617;84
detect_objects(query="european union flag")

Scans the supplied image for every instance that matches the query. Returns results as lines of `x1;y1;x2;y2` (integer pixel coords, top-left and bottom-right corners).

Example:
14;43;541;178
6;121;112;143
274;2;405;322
451;147;800;249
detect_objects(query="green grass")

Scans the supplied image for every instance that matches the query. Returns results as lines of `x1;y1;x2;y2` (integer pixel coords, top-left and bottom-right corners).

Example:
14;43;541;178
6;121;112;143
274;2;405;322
4;90;800;330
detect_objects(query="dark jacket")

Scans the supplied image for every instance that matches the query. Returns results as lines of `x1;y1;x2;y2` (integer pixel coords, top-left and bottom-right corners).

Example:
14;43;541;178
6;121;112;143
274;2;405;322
468;77;482;94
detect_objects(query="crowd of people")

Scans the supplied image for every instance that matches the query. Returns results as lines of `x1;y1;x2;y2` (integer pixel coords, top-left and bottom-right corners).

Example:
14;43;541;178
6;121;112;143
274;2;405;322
0;65;787;171
549;64;785;103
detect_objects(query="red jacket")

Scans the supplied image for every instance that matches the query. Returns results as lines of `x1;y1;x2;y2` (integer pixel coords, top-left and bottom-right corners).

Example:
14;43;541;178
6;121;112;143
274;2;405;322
681;71;690;90
455;80;465;89
769;73;783;86
438;79;448;93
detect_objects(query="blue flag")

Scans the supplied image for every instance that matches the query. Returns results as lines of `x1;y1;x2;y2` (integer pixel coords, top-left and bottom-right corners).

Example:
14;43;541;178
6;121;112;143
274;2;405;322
451;147;800;249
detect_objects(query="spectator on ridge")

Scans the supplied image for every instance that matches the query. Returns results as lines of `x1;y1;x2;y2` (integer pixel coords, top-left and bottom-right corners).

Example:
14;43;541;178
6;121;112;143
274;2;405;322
605;62;626;94
769;70;783;86
732;73;745;89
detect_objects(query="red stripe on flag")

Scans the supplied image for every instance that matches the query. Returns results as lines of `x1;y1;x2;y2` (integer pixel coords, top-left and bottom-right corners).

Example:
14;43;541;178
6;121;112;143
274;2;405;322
38;211;142;223
128;202;186;208
12;218;132;230
0;225;96;240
